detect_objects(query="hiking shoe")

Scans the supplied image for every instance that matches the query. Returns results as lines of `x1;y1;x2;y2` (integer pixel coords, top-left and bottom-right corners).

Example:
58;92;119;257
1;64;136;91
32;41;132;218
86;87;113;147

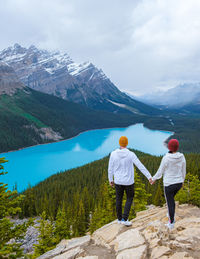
117;220;121;224
165;221;174;230
121;219;132;226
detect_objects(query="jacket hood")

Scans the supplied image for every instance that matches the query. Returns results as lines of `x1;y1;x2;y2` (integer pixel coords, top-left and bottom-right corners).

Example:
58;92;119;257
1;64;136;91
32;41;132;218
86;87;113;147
115;148;130;158
165;152;184;161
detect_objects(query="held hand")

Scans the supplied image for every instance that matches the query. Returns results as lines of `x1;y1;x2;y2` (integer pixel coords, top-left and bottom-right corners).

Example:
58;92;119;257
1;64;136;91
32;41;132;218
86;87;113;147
149;178;153;185
109;181;114;188
149;178;156;185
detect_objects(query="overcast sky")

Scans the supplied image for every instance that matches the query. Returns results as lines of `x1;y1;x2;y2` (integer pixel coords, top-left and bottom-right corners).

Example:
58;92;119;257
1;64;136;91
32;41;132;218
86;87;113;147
1;0;200;95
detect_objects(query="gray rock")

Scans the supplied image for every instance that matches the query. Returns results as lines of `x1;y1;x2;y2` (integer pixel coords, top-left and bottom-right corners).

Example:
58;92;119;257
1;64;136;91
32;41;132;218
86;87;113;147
115;228;145;252
116;245;147;259
37;245;66;259
37;235;90;259
62;235;91;253
0;62;24;95
54;247;84;259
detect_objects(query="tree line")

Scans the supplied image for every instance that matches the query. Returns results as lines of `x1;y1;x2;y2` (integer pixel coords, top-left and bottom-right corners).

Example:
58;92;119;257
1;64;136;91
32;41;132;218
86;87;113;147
1;150;200;258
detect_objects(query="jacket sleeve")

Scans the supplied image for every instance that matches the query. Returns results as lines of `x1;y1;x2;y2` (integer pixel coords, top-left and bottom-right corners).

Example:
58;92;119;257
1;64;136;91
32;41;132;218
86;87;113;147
132;153;152;180
152;156;166;181
108;153;114;182
182;155;186;181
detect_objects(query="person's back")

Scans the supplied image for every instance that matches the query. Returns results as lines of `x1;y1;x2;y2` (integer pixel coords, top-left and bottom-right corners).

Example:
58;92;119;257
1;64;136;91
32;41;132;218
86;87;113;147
153;151;186;187
109;148;135;185
108;136;152;226
152;139;186;230
161;152;186;186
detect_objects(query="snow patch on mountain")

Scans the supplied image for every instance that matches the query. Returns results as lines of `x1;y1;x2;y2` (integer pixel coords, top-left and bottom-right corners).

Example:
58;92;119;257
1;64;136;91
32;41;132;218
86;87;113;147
0;44;106;81
108;99;143;115
67;61;92;76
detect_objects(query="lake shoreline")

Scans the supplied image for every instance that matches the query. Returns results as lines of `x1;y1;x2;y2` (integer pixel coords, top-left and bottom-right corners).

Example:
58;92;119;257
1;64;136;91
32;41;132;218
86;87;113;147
2;123;173;192
1;123;174;155
1;124;137;154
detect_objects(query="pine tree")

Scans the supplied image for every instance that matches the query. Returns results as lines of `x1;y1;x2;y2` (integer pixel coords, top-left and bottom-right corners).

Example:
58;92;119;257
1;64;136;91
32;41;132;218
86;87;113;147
90;182;116;233
154;183;165;206
176;173;200;206
0;157;31;258
130;171;151;218
82;187;91;229
54;205;70;242
73;199;86;237
21;184;37;217
33;211;57;257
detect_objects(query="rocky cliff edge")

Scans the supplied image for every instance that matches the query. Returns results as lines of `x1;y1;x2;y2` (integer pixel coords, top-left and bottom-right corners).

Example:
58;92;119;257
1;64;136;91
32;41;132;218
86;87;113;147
38;204;200;259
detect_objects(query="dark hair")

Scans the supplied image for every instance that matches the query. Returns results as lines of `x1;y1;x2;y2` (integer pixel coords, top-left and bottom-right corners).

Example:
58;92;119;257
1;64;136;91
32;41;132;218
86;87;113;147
168;151;173;153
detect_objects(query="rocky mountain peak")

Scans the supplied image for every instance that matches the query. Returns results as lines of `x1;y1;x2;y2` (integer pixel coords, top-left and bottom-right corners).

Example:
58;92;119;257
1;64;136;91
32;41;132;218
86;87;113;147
0;44;160;115
0;62;24;95
0;44;119;108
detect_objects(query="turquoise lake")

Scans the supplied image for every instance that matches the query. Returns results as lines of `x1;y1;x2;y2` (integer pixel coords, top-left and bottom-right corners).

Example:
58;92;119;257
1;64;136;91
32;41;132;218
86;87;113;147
1;124;172;192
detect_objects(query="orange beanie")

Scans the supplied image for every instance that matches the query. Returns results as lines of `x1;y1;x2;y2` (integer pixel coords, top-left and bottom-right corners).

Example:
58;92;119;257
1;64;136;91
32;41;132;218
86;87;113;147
119;136;128;147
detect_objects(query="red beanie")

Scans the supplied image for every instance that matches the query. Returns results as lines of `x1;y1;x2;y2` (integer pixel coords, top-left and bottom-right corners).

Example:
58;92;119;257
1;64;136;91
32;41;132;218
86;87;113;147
168;139;179;152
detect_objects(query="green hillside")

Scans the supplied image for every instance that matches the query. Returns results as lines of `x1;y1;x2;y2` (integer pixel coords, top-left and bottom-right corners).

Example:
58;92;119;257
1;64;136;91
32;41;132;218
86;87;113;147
20;150;200;236
1;87;200;154
0;88;145;153
144;115;200;153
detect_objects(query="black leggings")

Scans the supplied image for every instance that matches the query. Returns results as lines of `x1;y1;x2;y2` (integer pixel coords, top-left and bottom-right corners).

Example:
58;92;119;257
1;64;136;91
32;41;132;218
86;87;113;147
115;184;134;221
164;183;182;223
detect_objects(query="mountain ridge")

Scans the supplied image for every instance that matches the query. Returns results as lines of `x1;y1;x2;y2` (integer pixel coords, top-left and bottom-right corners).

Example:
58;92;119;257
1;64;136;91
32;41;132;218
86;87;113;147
136;83;200;110
0;43;161;115
0;62;148;153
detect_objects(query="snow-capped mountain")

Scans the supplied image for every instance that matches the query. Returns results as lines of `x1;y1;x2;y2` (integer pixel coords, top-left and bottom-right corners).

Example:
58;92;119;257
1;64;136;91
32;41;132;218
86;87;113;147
0;44;160;115
137;83;200;109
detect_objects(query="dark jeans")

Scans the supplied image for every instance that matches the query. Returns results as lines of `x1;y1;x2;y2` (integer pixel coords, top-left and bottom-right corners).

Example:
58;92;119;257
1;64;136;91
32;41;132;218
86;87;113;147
115;183;134;221
164;183;182;223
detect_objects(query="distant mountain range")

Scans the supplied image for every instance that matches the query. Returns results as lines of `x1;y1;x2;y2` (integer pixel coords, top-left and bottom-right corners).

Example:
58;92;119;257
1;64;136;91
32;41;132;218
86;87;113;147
0;43;160;116
0;62;148;152
1;44;200;153
133;83;200;114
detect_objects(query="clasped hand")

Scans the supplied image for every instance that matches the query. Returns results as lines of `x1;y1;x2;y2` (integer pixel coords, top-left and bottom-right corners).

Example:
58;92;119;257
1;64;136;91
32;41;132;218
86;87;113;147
149;178;156;185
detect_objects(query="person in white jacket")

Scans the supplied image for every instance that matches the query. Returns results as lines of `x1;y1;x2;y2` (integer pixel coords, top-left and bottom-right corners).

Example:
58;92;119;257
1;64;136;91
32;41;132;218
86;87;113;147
152;139;186;229
108;136;153;226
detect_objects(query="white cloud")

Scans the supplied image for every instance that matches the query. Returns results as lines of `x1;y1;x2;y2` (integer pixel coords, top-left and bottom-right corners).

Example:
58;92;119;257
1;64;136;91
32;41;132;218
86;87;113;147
1;0;200;94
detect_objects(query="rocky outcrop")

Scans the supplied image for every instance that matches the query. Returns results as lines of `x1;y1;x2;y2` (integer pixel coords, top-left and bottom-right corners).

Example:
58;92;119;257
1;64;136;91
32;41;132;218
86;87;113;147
24;125;63;141
10;218;40;254
38;204;200;259
0;62;24;95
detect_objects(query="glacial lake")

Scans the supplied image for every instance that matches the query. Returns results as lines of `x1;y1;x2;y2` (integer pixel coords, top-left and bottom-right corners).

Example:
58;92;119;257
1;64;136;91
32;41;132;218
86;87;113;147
1;124;172;192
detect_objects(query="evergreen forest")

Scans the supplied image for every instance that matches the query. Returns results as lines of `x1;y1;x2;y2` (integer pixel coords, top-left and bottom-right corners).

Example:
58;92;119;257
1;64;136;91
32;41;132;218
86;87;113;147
1;150;199;257
2;88;200;154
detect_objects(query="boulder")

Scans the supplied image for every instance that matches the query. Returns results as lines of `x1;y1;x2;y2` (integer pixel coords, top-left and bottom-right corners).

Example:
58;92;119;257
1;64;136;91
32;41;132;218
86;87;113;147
151;246;171;259
53;247;84;259
92;221;123;247
116;245;147;259
114;228;145;252
37;235;90;259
